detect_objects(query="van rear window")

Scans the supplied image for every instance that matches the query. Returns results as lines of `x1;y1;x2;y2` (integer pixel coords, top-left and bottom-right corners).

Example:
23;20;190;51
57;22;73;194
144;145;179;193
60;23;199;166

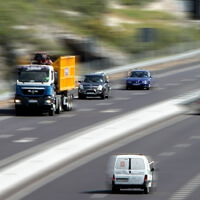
131;158;145;170
116;158;129;169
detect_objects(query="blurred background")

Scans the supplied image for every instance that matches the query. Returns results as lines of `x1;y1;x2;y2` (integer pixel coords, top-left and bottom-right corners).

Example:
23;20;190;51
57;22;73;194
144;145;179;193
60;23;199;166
0;0;200;92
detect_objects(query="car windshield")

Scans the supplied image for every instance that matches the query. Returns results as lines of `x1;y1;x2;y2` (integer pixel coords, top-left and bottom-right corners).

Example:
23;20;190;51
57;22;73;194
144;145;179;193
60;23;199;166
130;71;148;78
19;71;49;82
84;76;103;83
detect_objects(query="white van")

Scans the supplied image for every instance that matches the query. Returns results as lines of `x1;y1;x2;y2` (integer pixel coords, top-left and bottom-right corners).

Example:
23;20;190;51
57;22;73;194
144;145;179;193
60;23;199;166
106;154;154;194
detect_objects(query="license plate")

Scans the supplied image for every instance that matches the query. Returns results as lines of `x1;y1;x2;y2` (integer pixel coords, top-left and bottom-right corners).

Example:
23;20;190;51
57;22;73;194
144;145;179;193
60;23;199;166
87;92;95;95
133;83;140;86
29;99;37;103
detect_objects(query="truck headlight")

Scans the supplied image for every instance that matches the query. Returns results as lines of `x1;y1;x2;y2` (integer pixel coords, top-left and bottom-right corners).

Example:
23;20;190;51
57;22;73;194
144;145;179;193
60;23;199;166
97;85;103;91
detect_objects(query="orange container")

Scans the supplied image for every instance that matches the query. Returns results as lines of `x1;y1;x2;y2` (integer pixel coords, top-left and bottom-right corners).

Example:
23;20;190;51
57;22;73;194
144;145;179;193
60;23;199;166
53;56;75;92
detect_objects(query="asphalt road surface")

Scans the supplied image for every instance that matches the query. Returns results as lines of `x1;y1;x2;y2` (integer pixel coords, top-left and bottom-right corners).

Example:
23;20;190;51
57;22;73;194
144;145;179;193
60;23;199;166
0;59;200;200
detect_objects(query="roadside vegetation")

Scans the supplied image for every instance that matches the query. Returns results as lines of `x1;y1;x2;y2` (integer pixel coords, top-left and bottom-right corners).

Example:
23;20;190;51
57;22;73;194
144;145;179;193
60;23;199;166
0;0;200;75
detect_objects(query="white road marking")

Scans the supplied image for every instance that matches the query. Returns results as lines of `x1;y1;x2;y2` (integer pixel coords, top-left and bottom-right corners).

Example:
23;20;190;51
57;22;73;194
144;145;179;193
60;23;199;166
131;92;149;95
13;138;38;143
181;79;196;82
165;83;181;86
77;108;95;112
0;116;13;121
154;87;165;90
58;113;77;118
0;134;13;139
174;144;191;148
169;173;200;200
158;152;175;156
101;109;121;113
96;102;113;106
114;97;131;100
17;127;36;131
91;194;108;198
190;136;200;139
38;121;56;124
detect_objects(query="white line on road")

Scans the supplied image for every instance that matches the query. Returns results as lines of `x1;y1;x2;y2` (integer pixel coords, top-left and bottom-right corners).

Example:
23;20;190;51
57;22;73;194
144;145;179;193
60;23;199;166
0;134;14;139
190;136;200;140
169;173;200;200
100;109;121;113
13;138;38;143
17;127;36;131
91;194;108;198
38;121;56;124
174;144;191;148
158;152;176;156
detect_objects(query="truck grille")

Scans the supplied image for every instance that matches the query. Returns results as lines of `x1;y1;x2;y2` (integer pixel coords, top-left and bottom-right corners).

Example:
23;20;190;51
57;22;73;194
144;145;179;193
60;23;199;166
21;87;45;95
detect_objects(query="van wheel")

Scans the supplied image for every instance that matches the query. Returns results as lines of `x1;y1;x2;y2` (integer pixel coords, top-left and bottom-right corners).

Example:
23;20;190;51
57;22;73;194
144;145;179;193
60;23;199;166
112;186;120;193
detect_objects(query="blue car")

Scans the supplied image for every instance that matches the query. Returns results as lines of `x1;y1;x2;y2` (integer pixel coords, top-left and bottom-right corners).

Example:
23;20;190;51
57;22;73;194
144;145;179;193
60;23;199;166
126;70;153;90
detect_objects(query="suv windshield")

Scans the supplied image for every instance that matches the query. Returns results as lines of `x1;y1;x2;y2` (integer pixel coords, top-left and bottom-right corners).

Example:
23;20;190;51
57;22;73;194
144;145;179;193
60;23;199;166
84;75;104;83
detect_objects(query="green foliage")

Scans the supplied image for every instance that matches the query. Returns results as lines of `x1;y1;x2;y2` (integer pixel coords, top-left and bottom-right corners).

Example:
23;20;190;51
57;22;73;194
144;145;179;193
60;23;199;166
118;0;156;6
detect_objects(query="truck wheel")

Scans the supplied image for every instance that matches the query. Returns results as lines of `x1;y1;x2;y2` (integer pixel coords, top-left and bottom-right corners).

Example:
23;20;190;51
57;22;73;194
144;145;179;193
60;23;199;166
69;95;73;111
55;102;62;114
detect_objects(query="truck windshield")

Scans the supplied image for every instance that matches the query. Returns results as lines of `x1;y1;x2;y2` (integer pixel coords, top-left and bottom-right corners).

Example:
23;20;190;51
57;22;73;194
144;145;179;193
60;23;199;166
19;71;49;82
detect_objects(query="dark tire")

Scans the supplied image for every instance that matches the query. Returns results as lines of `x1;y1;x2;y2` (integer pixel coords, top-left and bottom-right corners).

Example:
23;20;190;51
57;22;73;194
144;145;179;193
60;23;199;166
101;91;105;99
55;101;62;114
112;186;120;193
15;107;21;116
49;107;54;116
78;93;85;99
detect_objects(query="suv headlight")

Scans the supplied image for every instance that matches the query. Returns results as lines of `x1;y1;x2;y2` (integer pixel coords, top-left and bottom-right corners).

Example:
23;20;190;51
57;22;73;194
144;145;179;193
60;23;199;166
97;85;103;90
79;84;84;90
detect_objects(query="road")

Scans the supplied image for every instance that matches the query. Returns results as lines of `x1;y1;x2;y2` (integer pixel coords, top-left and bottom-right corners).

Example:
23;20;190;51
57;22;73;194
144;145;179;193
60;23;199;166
0;59;200;199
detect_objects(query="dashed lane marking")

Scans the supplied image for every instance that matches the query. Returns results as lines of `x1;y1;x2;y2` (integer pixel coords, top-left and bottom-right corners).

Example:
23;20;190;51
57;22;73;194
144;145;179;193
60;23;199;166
165;83;181;86
96;102;113;106
169;173;200;200
17;127;36;131
114;97;131;100
77;108;95;112
158;152;176;156
0;134;13;139
190;136;200;140
180;79;196;82
13;138;38;143
174;144;191;148
58;113;77;118
90;194;108;198
100;109;121;113
38;121;56;124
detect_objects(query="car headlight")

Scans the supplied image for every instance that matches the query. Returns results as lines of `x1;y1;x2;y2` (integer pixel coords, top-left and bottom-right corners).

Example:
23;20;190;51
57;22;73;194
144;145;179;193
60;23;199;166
127;80;132;84
79;84;84;90
97;85;103;90
142;80;148;84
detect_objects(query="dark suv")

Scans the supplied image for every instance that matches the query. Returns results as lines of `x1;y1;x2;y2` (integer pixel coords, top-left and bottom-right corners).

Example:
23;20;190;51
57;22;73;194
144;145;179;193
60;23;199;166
78;73;111;99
